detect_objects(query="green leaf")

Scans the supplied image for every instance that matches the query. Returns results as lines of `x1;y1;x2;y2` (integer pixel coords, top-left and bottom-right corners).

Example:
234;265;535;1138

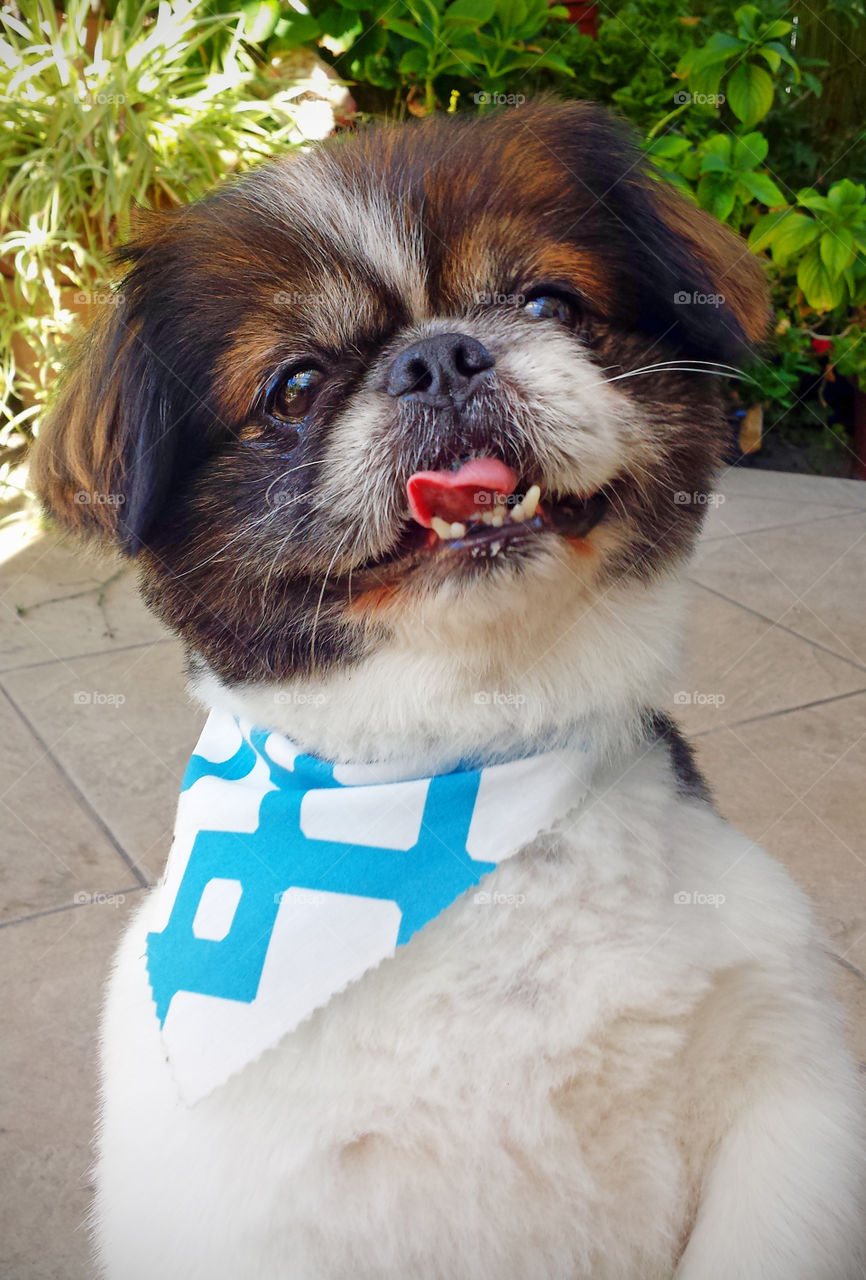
763;39;800;76
735;4;760;38
692;31;744;67
702;133;732;160
732;131;768;169
761;19;793;39
271;14;321;46
726;61;775;127
797;249;846;311
317;6;362;40
494;0;528;28
241;1;281;43
737;170;786;206
697;174;736;223
748;208;792;253
828;178;866;212
769;211;820;265
646;135;691;159
398;47;428;74
796;190;834;214
820;228;857;277
442;0;496;27
382;16;431;42
700;151;732;174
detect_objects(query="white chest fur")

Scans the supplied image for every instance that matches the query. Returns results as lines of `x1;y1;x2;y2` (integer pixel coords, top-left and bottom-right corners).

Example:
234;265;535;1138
93;742;865;1280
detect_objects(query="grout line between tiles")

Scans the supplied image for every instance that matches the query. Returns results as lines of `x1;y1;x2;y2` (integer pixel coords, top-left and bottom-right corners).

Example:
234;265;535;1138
832;953;866;985
718;472;866;505
691;686;866;738
0;635;174;676
687;579;866;674
0;685;149;889
701;507;866;543
0;886;146;931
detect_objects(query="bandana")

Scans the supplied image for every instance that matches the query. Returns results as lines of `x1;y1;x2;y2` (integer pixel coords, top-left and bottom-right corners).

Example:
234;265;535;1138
146;710;594;1104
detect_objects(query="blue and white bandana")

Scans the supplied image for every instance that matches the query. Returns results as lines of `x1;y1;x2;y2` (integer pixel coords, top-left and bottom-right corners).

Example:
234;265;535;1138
146;711;593;1103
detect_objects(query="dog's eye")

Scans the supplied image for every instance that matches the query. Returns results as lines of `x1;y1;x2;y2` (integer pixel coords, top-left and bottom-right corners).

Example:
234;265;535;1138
522;292;582;327
266;366;325;423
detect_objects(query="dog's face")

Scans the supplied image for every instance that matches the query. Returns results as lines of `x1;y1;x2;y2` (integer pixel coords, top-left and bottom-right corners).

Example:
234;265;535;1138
34;101;766;718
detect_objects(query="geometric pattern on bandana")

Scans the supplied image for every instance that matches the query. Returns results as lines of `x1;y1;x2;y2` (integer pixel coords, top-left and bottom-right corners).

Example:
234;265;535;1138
145;711;592;1104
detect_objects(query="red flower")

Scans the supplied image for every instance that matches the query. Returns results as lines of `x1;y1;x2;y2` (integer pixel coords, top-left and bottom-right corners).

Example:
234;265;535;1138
812;337;833;355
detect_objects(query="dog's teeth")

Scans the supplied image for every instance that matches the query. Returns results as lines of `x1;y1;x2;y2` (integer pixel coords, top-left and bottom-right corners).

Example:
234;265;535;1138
450;522;466;538
522;485;541;519
431;516;453;540
510;501;526;523
491;510;505;528
480;511;495;526
490;541;501;556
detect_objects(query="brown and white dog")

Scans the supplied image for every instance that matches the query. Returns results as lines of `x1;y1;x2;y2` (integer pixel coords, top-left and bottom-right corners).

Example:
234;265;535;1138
33;100;864;1279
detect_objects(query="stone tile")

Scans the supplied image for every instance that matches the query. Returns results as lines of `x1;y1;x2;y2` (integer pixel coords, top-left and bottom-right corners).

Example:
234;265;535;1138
715;466;866;508
699;494;855;542
671;584;866;733
690;512;866;669
2;644;204;883
0;894;141;1280
692;692;866;983
0;523;170;672
0;690;138;924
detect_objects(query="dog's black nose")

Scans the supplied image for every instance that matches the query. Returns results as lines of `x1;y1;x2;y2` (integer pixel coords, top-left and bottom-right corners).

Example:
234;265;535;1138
386;333;494;401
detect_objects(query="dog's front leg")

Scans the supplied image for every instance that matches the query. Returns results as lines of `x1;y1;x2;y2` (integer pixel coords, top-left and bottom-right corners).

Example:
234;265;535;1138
674;1069;865;1280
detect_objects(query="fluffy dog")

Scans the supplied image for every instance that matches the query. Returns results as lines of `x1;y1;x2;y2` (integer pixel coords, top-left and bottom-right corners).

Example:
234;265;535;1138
33;100;864;1278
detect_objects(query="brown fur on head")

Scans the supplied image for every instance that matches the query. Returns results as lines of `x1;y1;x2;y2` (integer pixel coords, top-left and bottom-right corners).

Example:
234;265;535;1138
32;99;768;689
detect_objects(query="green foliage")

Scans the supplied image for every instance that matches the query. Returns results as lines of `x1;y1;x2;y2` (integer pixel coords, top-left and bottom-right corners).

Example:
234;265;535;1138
0;0;310;444
749;180;866;313
381;0;572;110
3;0;865;469
301;0;571;109
677;5;799;128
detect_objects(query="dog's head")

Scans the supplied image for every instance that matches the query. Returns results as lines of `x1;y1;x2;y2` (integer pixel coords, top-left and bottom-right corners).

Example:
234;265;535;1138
33;100;767;760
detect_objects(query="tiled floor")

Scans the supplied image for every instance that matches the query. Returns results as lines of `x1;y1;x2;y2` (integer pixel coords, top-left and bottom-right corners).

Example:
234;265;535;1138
2;468;865;1279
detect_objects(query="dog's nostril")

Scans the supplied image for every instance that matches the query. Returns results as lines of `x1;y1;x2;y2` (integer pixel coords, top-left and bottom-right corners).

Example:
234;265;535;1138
387;332;495;400
405;358;432;393
454;339;494;378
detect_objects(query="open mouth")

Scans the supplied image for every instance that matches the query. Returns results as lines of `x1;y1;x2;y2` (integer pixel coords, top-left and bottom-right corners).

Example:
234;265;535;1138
401;457;609;561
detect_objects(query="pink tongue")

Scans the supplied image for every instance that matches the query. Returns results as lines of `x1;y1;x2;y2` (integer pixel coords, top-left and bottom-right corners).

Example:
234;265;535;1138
407;458;518;528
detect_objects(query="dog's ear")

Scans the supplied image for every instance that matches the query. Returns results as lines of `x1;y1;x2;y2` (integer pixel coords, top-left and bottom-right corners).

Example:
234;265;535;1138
31;213;223;556
622;174;770;365
31;301;173;555
547;101;769;363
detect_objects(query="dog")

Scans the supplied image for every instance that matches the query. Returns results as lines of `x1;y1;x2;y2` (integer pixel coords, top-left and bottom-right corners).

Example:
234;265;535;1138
33;99;864;1279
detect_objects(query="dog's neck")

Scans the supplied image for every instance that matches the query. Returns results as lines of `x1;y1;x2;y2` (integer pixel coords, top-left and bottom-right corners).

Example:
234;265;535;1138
190;576;686;774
